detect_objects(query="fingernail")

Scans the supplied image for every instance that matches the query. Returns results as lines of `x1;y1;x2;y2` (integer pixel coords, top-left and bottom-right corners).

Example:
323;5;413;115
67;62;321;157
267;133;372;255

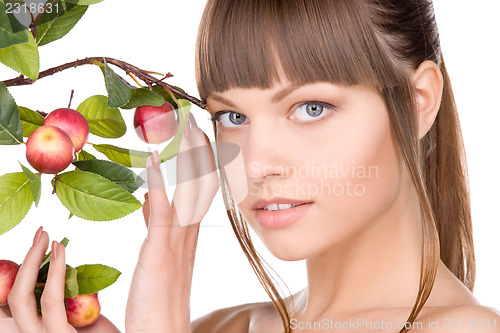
51;241;58;260
153;151;160;172
32;226;43;247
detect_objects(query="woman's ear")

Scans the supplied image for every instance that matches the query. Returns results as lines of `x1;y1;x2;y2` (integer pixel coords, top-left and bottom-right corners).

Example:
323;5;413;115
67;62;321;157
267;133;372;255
413;60;443;139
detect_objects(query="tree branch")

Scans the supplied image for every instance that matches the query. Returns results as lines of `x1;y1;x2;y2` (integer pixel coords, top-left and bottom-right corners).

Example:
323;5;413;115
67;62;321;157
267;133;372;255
2;57;206;109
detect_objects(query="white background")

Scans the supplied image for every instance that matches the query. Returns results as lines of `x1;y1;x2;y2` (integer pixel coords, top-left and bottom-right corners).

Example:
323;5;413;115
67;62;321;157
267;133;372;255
0;0;498;331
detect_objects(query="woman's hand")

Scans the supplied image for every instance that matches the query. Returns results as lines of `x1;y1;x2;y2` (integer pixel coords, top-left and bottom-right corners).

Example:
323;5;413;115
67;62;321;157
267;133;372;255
125;114;219;333
0;228;119;333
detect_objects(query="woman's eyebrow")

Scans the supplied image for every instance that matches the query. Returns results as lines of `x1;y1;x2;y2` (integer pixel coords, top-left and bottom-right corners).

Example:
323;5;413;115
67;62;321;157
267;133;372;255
271;85;300;104
208;84;303;109
209;94;236;108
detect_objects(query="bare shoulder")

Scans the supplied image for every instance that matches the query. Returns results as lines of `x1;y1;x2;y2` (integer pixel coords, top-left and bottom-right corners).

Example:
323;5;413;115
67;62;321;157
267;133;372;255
417;304;500;333
191;303;257;333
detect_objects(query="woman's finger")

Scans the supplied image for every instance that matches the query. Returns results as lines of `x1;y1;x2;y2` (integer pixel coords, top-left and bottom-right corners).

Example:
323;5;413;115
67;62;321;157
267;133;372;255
171;118;198;227
8;227;47;332
41;241;70;333
188;120;219;224
145;150;174;244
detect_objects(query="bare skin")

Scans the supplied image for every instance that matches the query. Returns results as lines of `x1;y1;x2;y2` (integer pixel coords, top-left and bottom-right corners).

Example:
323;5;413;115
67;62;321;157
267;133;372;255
0;229;120;332
0;113;219;333
192;61;500;332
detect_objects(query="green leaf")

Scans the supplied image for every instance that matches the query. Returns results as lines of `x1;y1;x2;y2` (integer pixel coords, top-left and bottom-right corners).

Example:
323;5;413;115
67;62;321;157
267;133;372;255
159;99;191;162
19;162;41;207
61;237;69;247
76;95;126;138
103;60;131;108
35;2;87;47
121;87;164;109
65;266;79;298
18;106;44;137
0;2;28;49
0;82;23;144
52;170;141;221
65;0;105;4
34;287;43;313
73;159;144;193
0;29;39;80
77;149;96;161
93;144;151;168
0;172;33;235
76;264;121;294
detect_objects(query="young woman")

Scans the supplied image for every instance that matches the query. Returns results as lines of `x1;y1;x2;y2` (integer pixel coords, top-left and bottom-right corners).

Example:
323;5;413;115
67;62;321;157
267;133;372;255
2;0;499;332
185;0;500;332
128;0;499;332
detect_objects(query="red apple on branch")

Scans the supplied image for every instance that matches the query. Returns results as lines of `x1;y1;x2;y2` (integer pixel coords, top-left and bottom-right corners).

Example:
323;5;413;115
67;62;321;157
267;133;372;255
0;260;20;305
65;293;101;327
26;125;75;174
42;108;90;152
134;101;179;144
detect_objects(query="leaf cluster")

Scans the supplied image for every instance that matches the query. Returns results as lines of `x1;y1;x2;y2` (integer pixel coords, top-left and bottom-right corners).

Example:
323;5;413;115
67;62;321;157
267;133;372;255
0;1;195;239
34;237;121;313
0;0;103;80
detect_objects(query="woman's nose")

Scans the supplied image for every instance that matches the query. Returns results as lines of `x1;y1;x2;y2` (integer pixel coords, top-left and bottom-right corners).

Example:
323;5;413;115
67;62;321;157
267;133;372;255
243;123;290;182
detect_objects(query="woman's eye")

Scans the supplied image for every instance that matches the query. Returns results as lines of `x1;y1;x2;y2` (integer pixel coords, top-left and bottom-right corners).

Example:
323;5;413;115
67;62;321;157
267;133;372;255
211;101;333;128
291;102;332;122
213;111;248;128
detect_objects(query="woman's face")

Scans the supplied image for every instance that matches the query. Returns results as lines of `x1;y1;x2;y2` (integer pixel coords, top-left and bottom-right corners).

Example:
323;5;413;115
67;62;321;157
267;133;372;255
206;79;406;260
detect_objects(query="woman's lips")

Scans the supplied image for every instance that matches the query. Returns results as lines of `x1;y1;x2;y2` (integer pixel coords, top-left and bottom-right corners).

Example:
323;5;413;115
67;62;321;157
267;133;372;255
254;203;313;229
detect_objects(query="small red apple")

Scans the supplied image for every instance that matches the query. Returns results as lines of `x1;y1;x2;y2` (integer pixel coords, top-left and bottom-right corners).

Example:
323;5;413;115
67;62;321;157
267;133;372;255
134;101;179;144
43;108;90;152
0;260;20;305
65;293;101;327
26;125;75;174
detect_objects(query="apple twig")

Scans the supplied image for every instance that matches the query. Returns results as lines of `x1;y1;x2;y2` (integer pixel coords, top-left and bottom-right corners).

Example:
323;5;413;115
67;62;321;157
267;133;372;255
36;110;48;117
2;57;207;109
68;89;75;108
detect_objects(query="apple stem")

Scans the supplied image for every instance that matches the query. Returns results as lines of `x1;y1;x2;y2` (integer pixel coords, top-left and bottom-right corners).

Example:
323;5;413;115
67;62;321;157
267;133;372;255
68;89;75;108
163;85;183;111
36;110;48;118
128;72;143;87
52;174;58;194
142;70;164;76
155;72;172;84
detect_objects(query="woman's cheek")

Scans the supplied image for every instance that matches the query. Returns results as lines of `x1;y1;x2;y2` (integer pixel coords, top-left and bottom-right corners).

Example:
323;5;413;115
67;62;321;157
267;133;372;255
316;108;402;232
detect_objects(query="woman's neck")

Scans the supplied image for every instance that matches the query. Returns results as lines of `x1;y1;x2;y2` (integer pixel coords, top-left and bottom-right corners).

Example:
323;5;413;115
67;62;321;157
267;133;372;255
294;173;424;321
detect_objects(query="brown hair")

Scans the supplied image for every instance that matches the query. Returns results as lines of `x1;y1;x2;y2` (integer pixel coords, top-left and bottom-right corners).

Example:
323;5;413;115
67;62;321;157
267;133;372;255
195;1;474;332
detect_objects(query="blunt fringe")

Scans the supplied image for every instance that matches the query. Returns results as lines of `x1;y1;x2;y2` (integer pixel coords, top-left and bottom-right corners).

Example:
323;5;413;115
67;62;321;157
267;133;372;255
196;1;474;332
